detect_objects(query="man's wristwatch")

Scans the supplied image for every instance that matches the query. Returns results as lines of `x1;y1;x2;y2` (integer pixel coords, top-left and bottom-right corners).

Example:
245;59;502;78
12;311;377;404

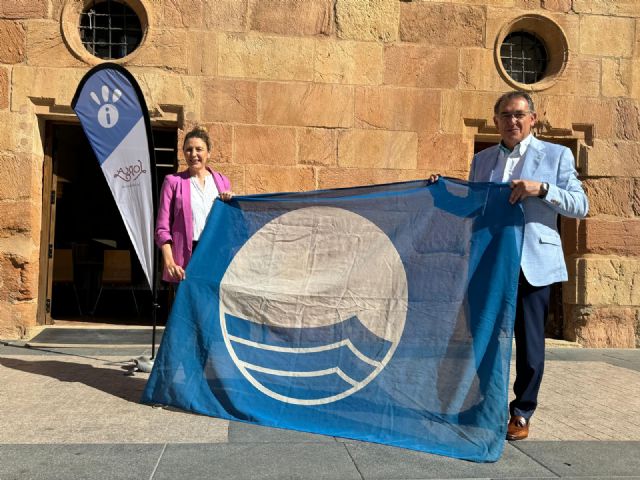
538;182;549;198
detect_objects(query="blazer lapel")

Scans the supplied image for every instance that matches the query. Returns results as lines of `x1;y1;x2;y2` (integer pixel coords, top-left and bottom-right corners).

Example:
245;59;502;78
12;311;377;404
475;145;500;182
520;136;545;180
208;167;223;193
180;172;194;247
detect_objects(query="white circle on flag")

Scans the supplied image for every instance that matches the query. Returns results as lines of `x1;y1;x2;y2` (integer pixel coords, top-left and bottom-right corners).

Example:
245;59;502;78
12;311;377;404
219;206;408;405
97;104;119;128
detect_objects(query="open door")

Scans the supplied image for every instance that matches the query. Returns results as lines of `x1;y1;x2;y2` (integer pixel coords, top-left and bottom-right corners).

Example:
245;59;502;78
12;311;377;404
36;124;57;325
37;122;178;326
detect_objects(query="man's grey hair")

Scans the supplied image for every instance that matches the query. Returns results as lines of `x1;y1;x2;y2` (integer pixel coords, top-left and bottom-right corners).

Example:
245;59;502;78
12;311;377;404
494;91;535;114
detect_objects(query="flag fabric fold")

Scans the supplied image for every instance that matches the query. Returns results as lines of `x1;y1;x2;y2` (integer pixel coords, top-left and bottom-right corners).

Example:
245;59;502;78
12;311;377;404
142;178;524;462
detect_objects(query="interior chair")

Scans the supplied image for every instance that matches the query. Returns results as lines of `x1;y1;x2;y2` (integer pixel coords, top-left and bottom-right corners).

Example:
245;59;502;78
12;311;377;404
91;249;139;316
52;248;83;316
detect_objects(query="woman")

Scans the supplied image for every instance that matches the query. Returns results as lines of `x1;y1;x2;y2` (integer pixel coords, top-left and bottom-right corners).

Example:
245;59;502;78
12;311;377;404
155;126;233;283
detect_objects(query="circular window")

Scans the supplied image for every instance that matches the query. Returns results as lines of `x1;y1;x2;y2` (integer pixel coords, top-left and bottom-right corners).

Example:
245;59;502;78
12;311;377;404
79;1;142;59
500;32;548;85
495;15;569;91
61;0;150;65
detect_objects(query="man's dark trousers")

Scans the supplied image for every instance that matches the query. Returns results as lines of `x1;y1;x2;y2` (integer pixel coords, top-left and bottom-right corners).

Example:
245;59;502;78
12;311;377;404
510;270;551;420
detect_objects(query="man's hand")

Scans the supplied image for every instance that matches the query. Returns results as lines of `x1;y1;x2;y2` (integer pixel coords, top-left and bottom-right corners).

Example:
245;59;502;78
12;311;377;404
428;174;440;184
509;179;544;204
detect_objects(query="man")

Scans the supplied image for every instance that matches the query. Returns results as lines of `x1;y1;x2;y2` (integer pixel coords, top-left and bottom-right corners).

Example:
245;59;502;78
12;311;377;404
433;91;588;440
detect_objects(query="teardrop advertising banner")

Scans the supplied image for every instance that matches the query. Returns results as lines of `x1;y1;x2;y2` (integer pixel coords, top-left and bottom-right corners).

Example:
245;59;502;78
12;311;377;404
72;63;155;290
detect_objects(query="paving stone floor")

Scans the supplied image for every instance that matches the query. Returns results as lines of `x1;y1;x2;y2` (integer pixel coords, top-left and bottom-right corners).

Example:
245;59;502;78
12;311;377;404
1;332;639;479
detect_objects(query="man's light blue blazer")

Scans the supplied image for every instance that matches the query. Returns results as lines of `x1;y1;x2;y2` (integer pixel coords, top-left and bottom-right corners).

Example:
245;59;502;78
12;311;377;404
469;135;589;287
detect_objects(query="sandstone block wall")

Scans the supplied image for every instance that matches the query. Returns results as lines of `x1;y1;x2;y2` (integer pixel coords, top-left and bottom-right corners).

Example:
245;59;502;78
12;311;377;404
0;0;639;347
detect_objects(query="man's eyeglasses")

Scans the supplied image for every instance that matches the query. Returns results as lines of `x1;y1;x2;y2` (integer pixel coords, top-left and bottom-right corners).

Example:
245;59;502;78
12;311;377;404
498;111;532;120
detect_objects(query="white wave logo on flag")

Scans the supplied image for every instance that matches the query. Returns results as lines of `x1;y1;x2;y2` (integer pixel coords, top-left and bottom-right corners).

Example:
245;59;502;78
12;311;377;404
219;207;408;405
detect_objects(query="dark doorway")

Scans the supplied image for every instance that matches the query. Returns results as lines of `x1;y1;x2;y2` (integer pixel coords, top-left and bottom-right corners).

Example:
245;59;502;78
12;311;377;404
47;123;177;325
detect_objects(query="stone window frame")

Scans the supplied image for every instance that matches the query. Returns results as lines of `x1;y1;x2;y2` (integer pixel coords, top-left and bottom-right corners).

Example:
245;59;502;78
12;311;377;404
500;31;548;85
463;118;592;343
61;0;152;65
464;119;593;176
494;15;569;91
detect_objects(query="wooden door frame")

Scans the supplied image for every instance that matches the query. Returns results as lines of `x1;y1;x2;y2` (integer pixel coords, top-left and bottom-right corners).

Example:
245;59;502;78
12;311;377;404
36;122;55;325
34;120;179;325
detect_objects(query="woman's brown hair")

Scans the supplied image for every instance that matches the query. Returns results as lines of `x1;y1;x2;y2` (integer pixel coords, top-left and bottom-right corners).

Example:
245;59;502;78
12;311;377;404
183;126;211;151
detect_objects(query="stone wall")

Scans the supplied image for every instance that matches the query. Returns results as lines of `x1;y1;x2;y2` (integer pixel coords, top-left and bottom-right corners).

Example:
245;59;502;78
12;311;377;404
0;0;639;346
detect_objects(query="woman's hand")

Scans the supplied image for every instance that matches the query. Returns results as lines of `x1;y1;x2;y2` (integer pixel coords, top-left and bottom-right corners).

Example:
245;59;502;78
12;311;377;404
161;243;186;281
428;174;440;184
166;263;186;281
219;191;234;202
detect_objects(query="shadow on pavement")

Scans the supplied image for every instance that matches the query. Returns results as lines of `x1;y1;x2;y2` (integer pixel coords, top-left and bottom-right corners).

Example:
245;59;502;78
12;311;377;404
0;356;148;403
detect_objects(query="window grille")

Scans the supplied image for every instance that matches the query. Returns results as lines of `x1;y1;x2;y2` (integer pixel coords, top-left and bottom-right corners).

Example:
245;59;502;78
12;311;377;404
500;32;548;84
79;0;142;59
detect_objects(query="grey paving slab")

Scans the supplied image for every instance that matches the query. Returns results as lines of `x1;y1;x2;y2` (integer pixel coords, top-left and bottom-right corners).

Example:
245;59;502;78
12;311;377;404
496;478;639;480
0;354;228;444
0;444;163;480
513;441;640;478
529;478;640;480
546;349;604;362
545;349;640;372
343;441;555;479
26;327;163;345
228;420;336;443
0;342;154;358
599;351;640;372
0;346;158;360
153;443;362;480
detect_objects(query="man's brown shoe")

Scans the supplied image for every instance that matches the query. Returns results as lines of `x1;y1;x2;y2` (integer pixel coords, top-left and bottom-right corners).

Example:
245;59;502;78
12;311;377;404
506;415;529;441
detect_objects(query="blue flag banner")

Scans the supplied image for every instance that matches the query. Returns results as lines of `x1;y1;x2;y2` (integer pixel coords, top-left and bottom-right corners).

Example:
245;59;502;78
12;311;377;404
72;63;155;289
142;178;524;462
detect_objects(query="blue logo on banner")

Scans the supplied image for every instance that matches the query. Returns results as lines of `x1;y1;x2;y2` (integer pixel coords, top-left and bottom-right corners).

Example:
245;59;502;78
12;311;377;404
92;85;122;128
73;69;143;165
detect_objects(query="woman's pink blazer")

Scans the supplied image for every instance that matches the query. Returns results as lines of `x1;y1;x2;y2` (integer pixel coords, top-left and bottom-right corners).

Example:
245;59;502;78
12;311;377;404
155;167;231;283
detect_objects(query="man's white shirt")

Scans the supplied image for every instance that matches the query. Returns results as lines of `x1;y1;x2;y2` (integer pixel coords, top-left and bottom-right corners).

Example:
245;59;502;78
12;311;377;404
490;133;533;183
